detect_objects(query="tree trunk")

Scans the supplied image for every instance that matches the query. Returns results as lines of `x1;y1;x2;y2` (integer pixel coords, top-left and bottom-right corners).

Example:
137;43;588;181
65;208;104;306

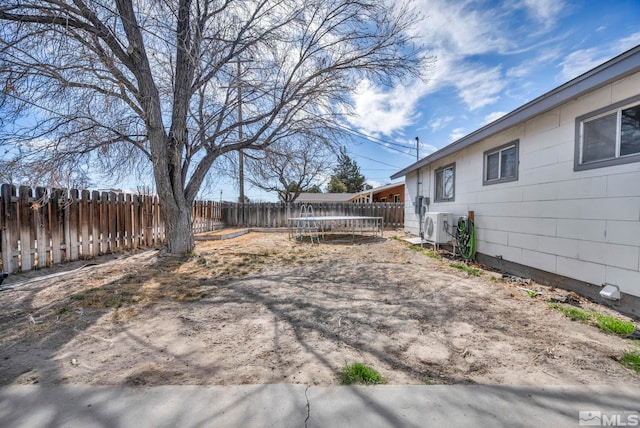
163;202;195;254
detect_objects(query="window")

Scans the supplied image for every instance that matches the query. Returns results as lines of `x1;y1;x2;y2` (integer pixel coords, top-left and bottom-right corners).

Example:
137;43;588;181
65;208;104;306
483;140;519;185
435;163;455;202
393;194;400;203
576;96;640;170
380;197;387;202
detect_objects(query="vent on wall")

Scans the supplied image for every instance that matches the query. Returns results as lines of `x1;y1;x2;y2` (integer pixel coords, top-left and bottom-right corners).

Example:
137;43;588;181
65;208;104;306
423;212;453;244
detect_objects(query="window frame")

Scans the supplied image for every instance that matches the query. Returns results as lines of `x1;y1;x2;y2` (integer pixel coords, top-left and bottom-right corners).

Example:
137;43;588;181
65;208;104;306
434;163;455;202
482;140;519;186
574;94;640;171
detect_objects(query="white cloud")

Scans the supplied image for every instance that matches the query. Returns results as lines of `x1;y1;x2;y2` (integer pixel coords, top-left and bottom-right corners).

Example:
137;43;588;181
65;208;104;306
521;0;565;27
427;116;454;131
414;0;515;56
559;48;605;82
348;79;428;136
559;33;640;83
348;0;572;138
615;32;640;52
484;111;507;124
419;143;439;156
506;48;562;79
452;65;505;110
449;128;466;142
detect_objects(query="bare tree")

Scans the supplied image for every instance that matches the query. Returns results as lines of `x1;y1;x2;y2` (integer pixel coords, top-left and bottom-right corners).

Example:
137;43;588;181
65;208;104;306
0;0;425;254
0;149;93;189
245;136;334;202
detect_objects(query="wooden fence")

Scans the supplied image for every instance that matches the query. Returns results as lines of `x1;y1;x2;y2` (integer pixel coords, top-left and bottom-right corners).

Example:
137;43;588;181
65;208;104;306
0;183;404;274
0;184;223;274
223;202;405;229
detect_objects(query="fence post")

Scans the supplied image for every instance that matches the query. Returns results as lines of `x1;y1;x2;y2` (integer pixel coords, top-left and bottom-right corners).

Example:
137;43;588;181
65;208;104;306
19;186;34;271
49;189;63;265
80;189;90;257
124;193;132;249
91;191;101;255
145;195;153;247
67;188;80;261
153;195;161;245
35;187;49;268
1;184;17;273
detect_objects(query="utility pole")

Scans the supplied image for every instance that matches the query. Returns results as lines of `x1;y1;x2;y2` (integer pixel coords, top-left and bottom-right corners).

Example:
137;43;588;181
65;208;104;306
237;58;245;207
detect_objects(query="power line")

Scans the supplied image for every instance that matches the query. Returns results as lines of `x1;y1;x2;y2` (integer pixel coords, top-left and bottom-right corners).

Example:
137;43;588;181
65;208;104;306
329;121;416;152
350;152;402;169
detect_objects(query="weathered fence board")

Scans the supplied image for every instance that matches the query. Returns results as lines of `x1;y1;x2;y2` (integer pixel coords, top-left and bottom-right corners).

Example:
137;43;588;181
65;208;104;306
222;202;404;229
19;186;33;271
1;184;18;272
0;184;223;274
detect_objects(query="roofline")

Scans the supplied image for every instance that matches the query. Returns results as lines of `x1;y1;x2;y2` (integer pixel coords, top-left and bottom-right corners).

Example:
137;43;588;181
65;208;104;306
391;44;640;179
352;181;404;197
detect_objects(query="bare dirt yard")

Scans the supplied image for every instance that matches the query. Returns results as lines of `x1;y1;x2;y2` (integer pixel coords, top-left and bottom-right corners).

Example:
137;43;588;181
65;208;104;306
1;231;638;387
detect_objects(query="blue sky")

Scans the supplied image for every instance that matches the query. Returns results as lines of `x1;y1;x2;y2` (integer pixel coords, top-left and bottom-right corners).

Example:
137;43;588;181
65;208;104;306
232;0;640;202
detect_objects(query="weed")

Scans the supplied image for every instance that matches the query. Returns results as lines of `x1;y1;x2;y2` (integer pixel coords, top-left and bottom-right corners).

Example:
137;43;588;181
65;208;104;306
548;303;636;335
619;352;640;373
449;262;481;276
103;294;133;308
409;245;441;259
120;273;142;284
489;276;505;283
196;257;207;266
548;303;590;321
592;313;636;335
422;375;434;385
339;363;387;385
526;291;538;298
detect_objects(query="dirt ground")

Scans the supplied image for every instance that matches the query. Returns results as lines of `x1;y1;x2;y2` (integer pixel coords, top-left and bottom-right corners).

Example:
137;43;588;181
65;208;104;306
0;231;638;387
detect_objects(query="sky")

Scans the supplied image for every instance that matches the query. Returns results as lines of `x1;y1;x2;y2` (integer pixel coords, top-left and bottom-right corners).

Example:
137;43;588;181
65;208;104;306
221;0;640;202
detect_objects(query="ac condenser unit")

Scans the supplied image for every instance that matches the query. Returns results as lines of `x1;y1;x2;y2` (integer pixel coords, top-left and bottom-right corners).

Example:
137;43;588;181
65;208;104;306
423;212;453;244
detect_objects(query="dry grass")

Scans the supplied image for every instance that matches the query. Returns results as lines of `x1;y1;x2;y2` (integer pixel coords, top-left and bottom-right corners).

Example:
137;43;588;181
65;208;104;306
3;234;325;343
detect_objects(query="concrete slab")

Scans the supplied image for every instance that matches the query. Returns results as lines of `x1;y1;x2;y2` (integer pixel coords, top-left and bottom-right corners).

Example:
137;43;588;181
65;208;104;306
194;229;250;241
306;385;640;427
0;385;308;428
1;384;638;428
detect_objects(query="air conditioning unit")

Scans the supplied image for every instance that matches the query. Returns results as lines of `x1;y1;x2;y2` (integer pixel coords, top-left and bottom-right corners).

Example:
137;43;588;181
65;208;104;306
423;212;453;244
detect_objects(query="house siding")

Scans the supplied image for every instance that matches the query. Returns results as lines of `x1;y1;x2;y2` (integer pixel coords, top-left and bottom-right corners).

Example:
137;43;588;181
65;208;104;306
372;184;405;203
404;70;640;298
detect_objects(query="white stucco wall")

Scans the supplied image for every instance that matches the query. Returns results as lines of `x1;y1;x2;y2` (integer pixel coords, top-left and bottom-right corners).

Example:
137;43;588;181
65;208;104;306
404;71;640;298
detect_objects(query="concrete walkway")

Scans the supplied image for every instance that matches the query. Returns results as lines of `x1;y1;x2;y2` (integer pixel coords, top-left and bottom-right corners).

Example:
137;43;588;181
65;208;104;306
1;384;638;427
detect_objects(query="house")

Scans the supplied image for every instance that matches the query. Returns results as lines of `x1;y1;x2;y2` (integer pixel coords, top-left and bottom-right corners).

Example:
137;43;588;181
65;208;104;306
350;182;405;203
296;182;405;204
391;44;640;315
